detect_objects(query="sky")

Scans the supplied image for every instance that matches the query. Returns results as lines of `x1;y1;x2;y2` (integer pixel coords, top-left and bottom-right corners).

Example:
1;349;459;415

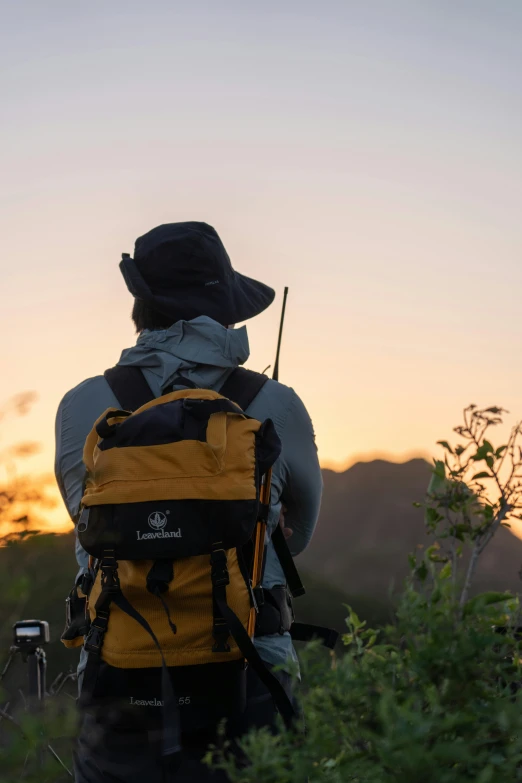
1;1;521;533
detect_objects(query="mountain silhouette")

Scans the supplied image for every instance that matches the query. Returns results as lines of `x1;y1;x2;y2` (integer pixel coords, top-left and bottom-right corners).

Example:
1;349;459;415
2;457;521;690
297;458;522;599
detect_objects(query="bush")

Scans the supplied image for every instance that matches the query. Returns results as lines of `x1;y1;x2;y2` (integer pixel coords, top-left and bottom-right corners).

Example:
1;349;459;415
215;406;522;782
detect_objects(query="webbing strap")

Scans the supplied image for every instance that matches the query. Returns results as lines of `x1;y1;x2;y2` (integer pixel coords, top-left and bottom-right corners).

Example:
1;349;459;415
219;368;269;411
213;584;295;728
290;622;339;650
271;524;306;599
104;366;156;411
80;555;181;761
210;546;295;728
146;560;177;635
105;365;269;414
111;591;181;758
210;546;231;653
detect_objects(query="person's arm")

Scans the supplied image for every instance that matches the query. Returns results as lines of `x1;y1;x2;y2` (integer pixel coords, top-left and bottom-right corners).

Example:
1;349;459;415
279;392;323;556
54;394;89;575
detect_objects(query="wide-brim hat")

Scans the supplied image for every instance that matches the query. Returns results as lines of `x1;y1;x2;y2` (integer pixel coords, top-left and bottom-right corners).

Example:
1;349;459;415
120;222;275;325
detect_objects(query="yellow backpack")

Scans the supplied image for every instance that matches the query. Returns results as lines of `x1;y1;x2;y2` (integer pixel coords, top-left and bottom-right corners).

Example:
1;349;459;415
62;366;296;761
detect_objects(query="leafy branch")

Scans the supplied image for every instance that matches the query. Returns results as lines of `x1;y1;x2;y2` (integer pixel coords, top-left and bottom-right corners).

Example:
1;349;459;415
422;405;522;612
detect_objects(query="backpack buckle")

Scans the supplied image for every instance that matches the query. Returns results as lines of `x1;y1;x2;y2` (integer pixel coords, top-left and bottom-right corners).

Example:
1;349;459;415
212;620;231;653
84;614;108;654
100;561;120;595
210;549;229;588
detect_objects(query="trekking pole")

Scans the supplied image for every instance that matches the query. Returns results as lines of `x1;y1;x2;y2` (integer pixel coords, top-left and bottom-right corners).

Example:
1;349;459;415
248;469;272;637
272;287;288;382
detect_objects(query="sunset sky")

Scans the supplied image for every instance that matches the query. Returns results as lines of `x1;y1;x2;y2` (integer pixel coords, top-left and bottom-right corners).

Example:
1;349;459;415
1;1;521;533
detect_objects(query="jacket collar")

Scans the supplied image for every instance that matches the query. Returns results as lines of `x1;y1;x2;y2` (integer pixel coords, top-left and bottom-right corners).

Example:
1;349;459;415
117;316;250;392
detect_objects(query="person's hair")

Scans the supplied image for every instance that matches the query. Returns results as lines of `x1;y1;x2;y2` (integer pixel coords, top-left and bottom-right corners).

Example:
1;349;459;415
131;298;177;333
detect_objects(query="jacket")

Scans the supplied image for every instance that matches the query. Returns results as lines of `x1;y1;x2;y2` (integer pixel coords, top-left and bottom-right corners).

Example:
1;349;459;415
55;316;322;670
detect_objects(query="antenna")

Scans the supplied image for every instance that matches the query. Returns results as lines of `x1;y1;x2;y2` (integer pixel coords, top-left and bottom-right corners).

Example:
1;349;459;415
272;287;289;381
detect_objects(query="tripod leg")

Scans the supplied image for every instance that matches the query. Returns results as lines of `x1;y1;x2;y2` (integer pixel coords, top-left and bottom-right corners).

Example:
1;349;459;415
38;649;47;700
27;653;40;700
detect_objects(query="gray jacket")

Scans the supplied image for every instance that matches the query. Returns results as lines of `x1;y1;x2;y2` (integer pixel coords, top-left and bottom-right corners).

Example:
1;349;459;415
55;317;322;669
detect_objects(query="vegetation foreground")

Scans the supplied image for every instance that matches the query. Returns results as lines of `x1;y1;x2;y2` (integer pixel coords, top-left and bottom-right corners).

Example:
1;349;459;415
2;404;522;782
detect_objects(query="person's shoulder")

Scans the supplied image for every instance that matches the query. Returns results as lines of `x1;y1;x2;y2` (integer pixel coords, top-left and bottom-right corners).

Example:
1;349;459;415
253;376;298;407
58;375;107;409
57;374;117;425
246;375;308;432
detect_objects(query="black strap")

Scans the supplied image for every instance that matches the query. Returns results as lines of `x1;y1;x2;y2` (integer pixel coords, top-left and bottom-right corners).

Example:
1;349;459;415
291;622;339;650
271;524;306;599
210;546;232;653
146;560;177;635
253;586;339;650
79;554;120;707
95;408;131;438
213;585;295;728
219;368;269;411
105;365;269;414
112;591;182;759
210;546;295;728
80;556;182;761
104;366;156;411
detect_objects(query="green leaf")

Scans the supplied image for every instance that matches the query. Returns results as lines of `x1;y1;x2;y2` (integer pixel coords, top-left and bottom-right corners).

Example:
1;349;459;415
495;445;507;458
416;561;428;582
472;444;490;461
463;591;512;616
437;440;454;454
483;439;494;454
472;471;492;480
425;507;443;525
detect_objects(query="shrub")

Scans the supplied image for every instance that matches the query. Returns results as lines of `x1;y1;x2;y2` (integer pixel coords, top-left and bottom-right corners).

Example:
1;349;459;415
215;406;522;783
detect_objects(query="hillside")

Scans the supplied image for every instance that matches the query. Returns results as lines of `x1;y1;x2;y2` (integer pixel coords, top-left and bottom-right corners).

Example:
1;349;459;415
2;457;521;693
298;458;522;597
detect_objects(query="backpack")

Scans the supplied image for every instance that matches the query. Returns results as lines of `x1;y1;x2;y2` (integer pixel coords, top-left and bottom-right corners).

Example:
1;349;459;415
62;366;337;764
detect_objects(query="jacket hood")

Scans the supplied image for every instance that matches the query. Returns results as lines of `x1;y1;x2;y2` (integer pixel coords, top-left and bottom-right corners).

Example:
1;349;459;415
117;316;250;392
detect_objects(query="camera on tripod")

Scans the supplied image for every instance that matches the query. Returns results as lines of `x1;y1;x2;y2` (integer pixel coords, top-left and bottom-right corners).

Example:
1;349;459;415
9;619;50;701
13;620;50;656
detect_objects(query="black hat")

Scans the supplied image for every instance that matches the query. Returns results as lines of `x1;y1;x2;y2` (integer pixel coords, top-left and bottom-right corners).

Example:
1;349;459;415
120;222;275;325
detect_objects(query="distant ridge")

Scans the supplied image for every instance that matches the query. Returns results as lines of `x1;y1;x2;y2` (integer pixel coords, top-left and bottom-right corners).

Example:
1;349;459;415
297;458;522;599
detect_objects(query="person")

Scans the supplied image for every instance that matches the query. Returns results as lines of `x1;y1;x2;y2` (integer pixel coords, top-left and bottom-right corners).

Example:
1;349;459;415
55;221;322;781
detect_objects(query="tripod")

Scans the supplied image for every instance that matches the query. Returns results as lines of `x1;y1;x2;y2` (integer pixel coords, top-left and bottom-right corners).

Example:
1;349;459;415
0;621;74;778
20;642;47;701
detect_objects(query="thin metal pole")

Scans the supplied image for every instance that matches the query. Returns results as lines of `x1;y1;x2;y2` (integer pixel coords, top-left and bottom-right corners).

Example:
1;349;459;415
272;287;289;382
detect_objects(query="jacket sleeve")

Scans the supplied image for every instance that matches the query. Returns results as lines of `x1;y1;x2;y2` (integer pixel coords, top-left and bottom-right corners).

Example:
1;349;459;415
54;394;89;574
279;391;323;557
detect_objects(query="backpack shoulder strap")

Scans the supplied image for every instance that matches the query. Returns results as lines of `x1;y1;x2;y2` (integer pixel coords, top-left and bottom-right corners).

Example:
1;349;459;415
271;524;306;598
104;365;156;411
219;368;269;411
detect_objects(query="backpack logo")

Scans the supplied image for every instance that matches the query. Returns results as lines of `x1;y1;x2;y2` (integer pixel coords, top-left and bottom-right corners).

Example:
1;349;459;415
137;511;182;541
148;511;168;531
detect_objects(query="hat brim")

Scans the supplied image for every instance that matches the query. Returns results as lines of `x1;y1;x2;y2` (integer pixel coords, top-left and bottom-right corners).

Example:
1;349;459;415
226;272;275;324
121;253;275;325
